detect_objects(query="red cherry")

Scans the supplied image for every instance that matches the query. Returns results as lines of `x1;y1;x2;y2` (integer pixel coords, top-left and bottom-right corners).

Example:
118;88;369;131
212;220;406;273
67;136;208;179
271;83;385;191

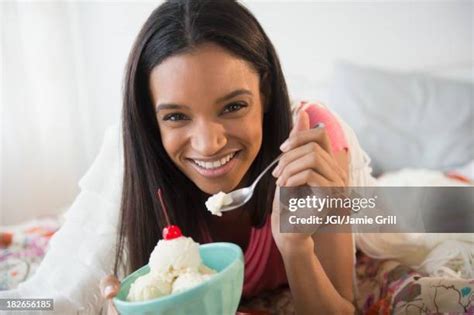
162;225;182;240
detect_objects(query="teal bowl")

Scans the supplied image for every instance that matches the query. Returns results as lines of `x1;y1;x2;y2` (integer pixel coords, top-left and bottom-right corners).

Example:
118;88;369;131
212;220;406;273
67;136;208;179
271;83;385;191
113;242;244;315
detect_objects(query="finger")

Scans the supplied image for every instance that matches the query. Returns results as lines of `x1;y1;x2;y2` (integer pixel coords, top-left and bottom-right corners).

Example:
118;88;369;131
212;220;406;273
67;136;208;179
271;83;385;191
275;141;346;185
292;101;307;116
272;185;281;215
277;151;342;186
272;142;318;177
100;275;120;299
281;126;333;156
312;144;348;184
290;109;310;137
284;170;330;187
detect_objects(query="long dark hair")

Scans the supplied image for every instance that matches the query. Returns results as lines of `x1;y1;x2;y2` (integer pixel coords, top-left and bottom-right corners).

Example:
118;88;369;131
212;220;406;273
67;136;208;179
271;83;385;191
114;0;292;275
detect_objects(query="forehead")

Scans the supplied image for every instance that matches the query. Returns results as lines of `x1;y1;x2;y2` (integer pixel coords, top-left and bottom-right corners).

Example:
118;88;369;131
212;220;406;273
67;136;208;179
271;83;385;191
149;43;260;103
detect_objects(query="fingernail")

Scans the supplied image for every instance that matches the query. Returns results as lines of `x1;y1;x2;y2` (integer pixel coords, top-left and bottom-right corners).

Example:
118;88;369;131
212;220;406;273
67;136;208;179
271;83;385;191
276;178;282;186
279;141;289;152
104;285;115;298
272;164;281;176
272;168;278;177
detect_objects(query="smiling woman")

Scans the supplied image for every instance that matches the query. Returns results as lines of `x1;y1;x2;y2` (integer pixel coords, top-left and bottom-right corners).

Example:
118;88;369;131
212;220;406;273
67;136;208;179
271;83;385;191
0;1;362;314
118;0;289;253
115;1;293;309
109;0;356;314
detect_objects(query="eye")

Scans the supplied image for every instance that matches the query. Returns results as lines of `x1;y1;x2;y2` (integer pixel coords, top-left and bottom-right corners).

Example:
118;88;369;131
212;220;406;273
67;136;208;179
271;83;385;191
162;113;190;121
222;102;247;114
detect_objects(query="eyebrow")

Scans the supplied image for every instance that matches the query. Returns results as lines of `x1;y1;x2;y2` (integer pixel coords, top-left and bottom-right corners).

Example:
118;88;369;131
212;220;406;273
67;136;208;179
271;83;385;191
155;103;188;113
155;89;252;113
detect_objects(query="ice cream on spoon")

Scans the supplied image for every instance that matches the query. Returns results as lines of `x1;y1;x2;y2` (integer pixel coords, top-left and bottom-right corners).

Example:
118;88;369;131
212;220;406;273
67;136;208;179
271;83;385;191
205;191;233;216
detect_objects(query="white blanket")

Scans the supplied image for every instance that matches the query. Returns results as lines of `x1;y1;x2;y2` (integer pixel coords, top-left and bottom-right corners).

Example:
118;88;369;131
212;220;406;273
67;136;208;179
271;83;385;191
356;168;474;279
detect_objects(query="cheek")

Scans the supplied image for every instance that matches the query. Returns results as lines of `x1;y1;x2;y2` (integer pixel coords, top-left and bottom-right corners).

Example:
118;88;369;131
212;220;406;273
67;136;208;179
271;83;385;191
160;128;187;160
236;112;263;153
245;124;262;149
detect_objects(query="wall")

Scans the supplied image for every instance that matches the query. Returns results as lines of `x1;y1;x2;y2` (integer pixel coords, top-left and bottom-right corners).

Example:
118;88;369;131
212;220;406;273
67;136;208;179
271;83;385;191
1;0;472;224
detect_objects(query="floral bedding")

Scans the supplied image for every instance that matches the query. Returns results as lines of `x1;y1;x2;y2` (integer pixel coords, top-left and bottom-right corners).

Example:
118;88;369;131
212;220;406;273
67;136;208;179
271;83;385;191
0;215;63;290
355;252;473;314
239;251;474;314
1;215;473;314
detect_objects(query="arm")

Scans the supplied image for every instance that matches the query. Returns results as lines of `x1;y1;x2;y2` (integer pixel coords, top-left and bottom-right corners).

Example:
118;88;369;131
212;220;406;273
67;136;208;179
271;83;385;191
281;235;354;314
272;110;355;314
282;150;354;315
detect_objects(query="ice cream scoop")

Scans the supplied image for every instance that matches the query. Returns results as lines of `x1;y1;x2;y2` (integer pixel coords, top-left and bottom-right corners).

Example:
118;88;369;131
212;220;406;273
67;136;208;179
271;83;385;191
149;235;202;275
172;271;213;294
127;272;172;302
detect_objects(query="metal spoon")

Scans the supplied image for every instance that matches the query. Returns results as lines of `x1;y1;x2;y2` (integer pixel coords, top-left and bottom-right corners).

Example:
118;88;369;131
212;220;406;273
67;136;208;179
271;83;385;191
218;123;324;213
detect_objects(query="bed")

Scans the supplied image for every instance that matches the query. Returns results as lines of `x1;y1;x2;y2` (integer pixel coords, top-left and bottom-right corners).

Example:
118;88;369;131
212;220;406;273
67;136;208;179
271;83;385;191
1;62;473;314
1;171;472;314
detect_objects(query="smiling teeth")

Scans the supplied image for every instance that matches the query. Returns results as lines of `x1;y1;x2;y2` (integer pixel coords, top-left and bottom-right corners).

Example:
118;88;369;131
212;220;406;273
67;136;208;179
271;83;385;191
193;152;236;169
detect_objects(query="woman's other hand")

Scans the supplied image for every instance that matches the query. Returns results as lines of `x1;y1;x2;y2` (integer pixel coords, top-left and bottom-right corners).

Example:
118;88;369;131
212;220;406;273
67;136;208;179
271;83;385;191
100;275;120;315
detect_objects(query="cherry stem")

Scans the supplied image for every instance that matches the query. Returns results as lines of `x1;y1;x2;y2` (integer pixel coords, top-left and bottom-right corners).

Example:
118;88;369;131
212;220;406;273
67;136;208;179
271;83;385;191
157;188;171;226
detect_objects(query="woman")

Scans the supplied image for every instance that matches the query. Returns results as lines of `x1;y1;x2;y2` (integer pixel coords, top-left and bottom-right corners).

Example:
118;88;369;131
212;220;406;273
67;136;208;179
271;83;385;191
102;1;354;314
0;1;369;314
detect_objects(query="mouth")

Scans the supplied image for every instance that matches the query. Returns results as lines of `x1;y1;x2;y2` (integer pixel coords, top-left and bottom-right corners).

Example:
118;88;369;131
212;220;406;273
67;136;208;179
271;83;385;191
187;151;240;178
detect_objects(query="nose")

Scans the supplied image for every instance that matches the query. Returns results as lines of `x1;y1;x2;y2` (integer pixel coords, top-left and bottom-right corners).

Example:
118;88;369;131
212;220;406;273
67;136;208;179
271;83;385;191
190;120;227;156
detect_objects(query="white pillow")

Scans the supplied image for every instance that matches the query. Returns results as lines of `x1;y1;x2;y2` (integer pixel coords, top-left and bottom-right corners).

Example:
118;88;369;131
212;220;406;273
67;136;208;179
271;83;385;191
426;65;473;83
328;62;474;175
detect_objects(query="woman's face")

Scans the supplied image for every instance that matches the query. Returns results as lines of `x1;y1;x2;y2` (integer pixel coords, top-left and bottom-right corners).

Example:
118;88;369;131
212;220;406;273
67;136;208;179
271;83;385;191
150;43;264;195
